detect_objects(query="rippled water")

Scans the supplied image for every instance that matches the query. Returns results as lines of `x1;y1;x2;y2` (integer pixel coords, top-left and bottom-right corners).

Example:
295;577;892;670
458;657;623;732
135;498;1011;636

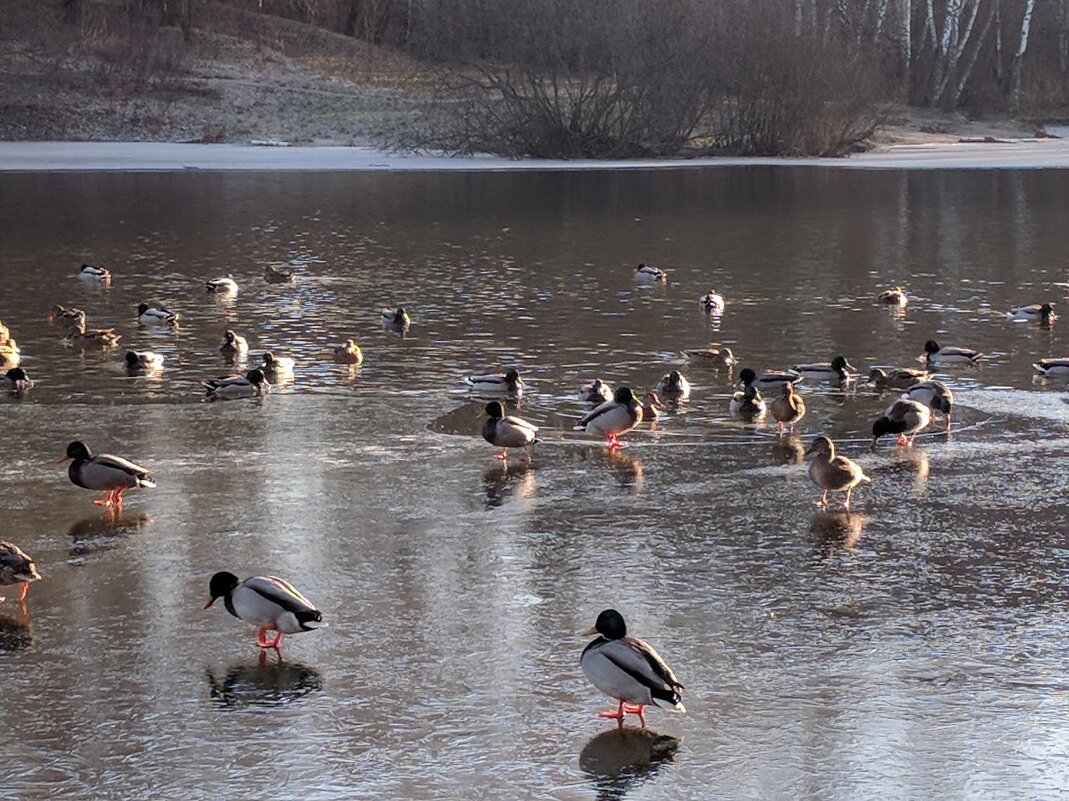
1;168;1068;800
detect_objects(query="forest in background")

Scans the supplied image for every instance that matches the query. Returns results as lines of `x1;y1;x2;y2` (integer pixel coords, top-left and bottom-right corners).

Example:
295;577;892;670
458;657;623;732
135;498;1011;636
17;0;1069;156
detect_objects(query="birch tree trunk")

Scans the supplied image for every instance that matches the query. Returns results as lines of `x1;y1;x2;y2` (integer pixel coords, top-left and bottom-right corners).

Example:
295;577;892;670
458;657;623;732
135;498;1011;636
1010;0;1036;114
900;0;912;96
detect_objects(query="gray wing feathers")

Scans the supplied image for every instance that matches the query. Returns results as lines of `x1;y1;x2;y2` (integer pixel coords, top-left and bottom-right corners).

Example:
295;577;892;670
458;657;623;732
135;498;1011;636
244;576;317;616
602;638;682;695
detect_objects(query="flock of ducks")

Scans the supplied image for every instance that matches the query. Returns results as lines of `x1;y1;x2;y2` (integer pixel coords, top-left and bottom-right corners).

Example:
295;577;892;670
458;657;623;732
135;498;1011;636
1;261;1066;730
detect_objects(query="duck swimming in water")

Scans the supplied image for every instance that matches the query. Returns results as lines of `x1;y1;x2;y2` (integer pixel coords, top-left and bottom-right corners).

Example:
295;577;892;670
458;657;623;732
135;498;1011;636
332;339;364;366
579;378;613;404
203;369;270;400
219;329;249;360
464;368;524;397
124;350;164;373
924;340;982;366
634;263;668;284
62;440;155;509
137;303;178;326
206;276;238;295
79;264;110;283
204;572;325;652
581;609;685;729
698;290;725;314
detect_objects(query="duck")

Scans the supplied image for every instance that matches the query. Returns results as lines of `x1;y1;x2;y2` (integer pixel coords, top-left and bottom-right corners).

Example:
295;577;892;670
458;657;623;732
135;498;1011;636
79;264;110;282
381;306;411;330
62;440;155;509
574;387;642;448
264;266;294;284
805;435;870;509
464;368;524;397
1;367;32;392
260;352;295;383
581;609;685;729
900;380;954;429
655;370;691;401
0;343;19;368
865;367;927;391
137;303;178;326
203;369;270;400
0;542;41;603
872;398;931;447
878;287;908;306
219;329;249;360
729;383;766;418
482;400;539;460
206;276;239;294
332;339;364;366
0;319;10;344
737;366;801;394
124;350;164;372
579;378;613;404
50;305;86;332
682;345;734;369
770;381;806;434
66;324;121;348
924;340;982;365
1033;357;1069;378
634;263;668;283
1007;303;1055;323
698;290;725;313
204;572;324;652
641;392;665;421
791;355;856;384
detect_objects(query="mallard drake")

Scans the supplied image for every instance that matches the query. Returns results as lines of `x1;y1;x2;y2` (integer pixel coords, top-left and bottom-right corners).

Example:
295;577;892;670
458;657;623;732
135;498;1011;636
332;339;364;366
581;609;685;728
634;263;668;283
791;355;855;384
682;345;734;369
655;370;691;401
264;266;294;284
464;368;524;397
729;383;766;418
0;542;41;603
865;367;927;391
219;329;249;360
203;369;270;400
1;367;32;392
482;400;539;460
805;435;870;509
50;305;86;331
206;276;239;294
878;287;908;306
872;399;931;447
1033;357;1069;378
63;440;155;509
698;290;725;313
1008;303;1055;323
79;264;110;282
204;572;324;652
770;381;806;434
579;378;613;404
137;303;178;326
737;366;801;394
574;387;642;448
67;324;121;348
124;350;163;372
641;392;665;421
381;306;411;329
924;340;982;365
260;352;295;383
900;380;953;429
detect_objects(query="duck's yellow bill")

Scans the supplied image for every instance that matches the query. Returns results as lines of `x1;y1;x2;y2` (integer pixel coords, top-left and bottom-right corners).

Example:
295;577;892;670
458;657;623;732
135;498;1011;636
580;626;598;636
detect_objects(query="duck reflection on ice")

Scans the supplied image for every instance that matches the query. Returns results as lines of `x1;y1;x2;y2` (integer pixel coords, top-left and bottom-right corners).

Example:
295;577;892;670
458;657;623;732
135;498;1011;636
482;461;536;508
771;435;805;465
68;513;152;558
579;728;680;801
604;449;644;491
0;604;33;652
810;510;866;550
206;652;323;708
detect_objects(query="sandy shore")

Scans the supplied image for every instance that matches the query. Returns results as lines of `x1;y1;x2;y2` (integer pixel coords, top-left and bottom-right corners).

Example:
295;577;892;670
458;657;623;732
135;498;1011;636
2;140;1069;172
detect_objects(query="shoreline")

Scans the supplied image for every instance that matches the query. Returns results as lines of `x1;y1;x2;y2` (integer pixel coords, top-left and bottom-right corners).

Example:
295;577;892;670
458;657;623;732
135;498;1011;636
2;139;1069;173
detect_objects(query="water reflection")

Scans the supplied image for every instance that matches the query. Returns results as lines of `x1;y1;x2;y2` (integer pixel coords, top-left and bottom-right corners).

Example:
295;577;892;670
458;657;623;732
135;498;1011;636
67;513;153;558
604;449;644;492
772;435;805;465
809;510;866;550
579;728;680;801
482;461;537;509
205;653;323;708
0;605;33;652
